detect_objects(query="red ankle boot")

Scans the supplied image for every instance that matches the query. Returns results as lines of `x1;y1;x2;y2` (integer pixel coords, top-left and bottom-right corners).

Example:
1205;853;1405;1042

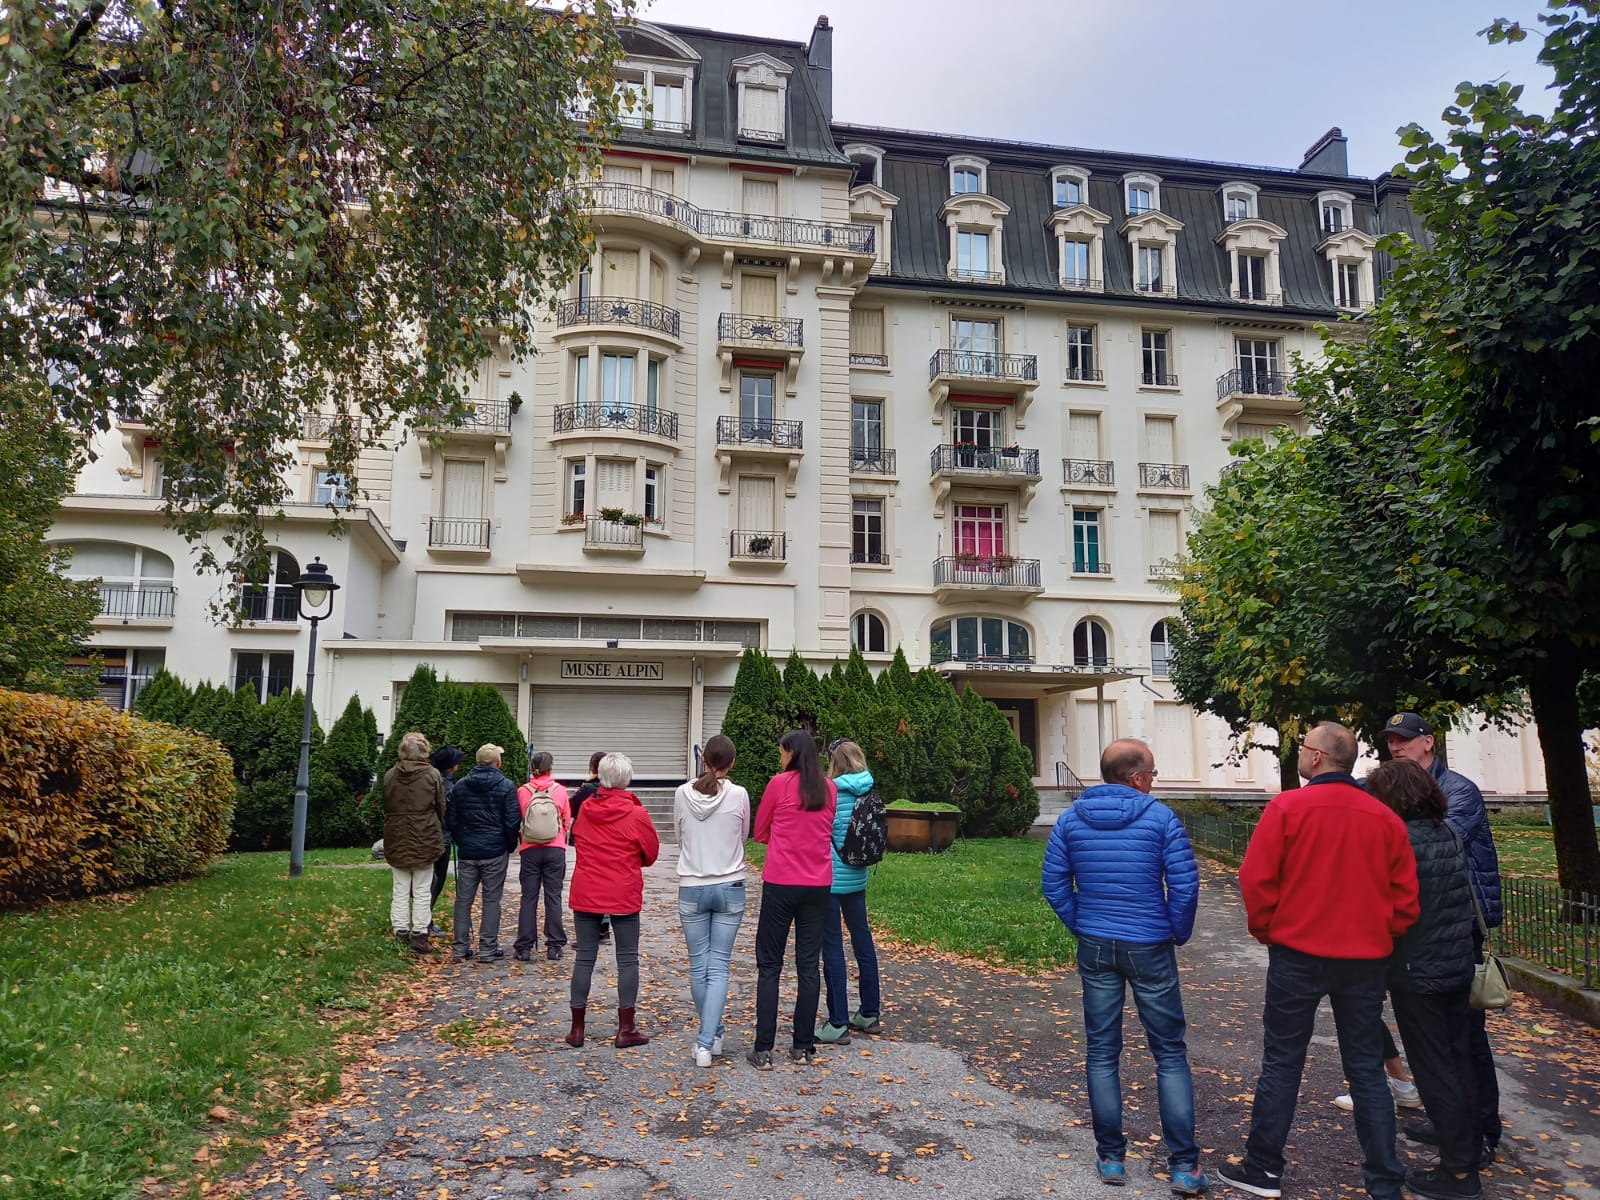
614;1006;650;1048
564;1007;586;1048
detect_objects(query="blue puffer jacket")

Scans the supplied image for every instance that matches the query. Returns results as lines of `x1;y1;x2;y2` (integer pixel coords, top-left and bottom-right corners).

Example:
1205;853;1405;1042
1433;758;1503;928
1042;784;1199;945
829;770;874;894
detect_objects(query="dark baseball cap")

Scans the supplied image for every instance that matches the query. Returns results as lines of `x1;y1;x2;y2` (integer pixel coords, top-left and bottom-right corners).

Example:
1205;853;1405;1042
1383;712;1432;739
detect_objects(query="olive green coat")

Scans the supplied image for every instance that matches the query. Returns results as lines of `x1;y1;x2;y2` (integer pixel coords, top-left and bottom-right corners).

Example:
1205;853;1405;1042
383;761;446;869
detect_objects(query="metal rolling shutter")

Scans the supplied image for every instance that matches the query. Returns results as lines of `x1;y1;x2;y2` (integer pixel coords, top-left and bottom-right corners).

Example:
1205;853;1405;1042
701;688;733;744
529;686;689;782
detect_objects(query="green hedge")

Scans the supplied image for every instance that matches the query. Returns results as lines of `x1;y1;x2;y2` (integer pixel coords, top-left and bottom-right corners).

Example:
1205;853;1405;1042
0;688;234;905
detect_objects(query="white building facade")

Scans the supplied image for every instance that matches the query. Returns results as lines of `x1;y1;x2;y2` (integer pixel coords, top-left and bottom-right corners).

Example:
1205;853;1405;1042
53;17;1549;798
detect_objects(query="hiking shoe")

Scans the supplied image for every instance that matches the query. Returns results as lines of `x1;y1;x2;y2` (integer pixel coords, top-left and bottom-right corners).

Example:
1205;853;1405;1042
787;1045;816;1064
1098;1159;1126;1187
1217;1162;1280;1198
1404;1119;1442;1145
513;950;531;962
746;1049;773;1071
547;945;563;960
694;1045;714;1069
817;1022;852;1044
1389;1075;1423;1108
1172;1169;1211;1196
710;1034;724;1056
452;950;474;961
1406;1166;1482;1200
427;922;446;937
477;948;506;962
848;1011;881;1033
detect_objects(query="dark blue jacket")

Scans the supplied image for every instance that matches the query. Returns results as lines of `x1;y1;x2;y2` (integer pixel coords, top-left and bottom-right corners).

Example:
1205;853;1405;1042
446;764;521;860
1432;758;1502;928
1042;784;1200;945
1388;818;1476;994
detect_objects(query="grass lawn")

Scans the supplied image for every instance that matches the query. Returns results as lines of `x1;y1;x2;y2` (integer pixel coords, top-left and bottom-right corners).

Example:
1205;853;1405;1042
0;849;422;1200
1491;824;1561;880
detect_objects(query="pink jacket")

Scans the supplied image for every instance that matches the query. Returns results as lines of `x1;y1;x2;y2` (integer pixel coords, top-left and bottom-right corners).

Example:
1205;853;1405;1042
517;775;572;851
753;771;836;887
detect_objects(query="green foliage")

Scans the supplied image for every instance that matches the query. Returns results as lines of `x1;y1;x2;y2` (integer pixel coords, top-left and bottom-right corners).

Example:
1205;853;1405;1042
954;689;1040;837
131;670;195;726
376;664;443;783
0;387;100;697
233;690;324;852
723;647;785;797
780;648;825;735
3;0;635;588
309;696;379;849
442;683;527;783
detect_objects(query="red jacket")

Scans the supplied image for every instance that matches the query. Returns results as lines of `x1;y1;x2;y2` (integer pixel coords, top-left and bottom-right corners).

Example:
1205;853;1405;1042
568;786;661;915
1239;773;1419;959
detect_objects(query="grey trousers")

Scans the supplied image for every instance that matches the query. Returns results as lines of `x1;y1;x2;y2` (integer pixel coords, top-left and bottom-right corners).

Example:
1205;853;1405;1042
570;911;641;1009
453;854;509;955
514;845;568;953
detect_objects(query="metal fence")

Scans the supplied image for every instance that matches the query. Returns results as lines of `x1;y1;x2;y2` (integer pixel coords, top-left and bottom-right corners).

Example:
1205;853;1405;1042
1177;811;1258;865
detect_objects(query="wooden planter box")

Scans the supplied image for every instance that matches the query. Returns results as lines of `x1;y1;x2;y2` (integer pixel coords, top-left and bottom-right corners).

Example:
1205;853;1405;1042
886;809;960;853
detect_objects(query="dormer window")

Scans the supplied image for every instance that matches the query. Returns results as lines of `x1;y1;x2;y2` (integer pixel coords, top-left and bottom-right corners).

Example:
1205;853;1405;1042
732;53;792;144
1051;166;1090;208
941;189;1009;285
948;155;988;196
1221;182;1259;222
606;24;699;135
1215;208;1288;306
1124;173;1161;216
843;143;884;189
1317;190;1354;235
1314;197;1376;311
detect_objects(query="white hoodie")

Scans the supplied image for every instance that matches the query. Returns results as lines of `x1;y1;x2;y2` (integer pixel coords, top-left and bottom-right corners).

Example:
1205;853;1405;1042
674;777;750;886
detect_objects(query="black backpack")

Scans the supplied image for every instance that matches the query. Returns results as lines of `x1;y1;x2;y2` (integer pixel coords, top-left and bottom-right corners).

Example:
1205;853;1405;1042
837;788;888;868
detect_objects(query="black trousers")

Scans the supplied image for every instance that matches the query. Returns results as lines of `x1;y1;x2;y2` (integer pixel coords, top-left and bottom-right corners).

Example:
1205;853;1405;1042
753;881;829;1053
430;844;451;911
1469;927;1502;1144
1391;986;1479;1172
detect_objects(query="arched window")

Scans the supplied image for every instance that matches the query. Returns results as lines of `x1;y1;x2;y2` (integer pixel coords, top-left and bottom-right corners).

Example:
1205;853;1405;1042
59;540;177;620
240;548;300;622
1073;618;1112;668
1150;620;1172;678
930;616;1031;663
851;611;888;654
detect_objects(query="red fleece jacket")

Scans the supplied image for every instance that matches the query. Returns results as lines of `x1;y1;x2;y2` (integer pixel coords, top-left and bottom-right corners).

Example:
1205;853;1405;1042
1239;774;1419;959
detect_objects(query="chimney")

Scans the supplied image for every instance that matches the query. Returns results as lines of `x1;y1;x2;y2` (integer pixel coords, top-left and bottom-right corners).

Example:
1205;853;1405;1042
1299;127;1348;176
807;15;833;121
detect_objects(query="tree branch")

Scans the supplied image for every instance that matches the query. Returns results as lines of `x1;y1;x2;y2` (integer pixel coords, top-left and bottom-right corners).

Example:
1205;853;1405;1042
63;1;108;55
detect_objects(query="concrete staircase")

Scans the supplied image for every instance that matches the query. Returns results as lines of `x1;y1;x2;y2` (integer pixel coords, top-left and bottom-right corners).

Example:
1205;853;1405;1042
633;787;679;844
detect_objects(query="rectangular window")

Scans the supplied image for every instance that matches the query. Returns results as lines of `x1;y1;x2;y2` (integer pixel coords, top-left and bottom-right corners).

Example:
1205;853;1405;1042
572;353;591;412
576;265;592;300
740;272;778;317
1072;508;1102;573
736;474;776;531
738;374;776;430
314;469;350;507
1055;176;1082;207
651;79;686;128
644;465;662;521
452;613;518;642
1137;245;1164;292
594;459;634;512
642;618;702;641
1337;261;1361;307
234;651;295;702
851;399;883;460
1149;509;1181;574
441;458;485;521
852;499;886;564
567;461;586;516
520;614;581;638
1322;202;1346;233
952;407;1001;448
601;162;642;185
1065;324;1096;379
1069;411;1102;460
650;166;676;194
703;619;762;646
850;308;885;362
955;230;990;275
1239;253;1267;300
1062;239;1090;287
600;352;635;412
741;176;778;216
1141;330;1172;385
740;85;783;139
1128;185;1152;215
1236;338;1279;389
581;615;644;640
1225;193;1252;221
1141;415;1177;463
599;247;638;296
951;317;1000;355
645;358;660;414
953;503;1005;557
952;167;981;194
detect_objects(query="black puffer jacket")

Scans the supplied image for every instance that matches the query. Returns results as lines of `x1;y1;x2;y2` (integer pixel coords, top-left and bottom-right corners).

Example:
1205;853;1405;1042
1387;818;1475;994
446;764;521;860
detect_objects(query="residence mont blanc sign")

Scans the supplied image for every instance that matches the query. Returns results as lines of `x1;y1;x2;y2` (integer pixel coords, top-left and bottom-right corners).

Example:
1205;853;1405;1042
560;660;665;681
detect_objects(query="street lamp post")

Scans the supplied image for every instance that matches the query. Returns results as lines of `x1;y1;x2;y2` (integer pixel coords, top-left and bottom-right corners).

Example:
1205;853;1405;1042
289;556;340;878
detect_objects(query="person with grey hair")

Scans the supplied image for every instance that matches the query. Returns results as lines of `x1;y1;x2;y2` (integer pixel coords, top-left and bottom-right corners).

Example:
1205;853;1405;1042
446;743;522;962
383;731;446;954
565;752;661;1049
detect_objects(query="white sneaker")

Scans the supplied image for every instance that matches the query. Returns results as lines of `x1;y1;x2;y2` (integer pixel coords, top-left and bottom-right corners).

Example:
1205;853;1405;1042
1333;1093;1356;1111
694;1045;713;1069
710;1034;724;1056
1388;1076;1423;1109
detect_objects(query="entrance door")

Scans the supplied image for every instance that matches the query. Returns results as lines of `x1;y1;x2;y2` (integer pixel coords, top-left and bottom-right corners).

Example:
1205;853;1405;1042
529;686;690;782
1073;698;1116;781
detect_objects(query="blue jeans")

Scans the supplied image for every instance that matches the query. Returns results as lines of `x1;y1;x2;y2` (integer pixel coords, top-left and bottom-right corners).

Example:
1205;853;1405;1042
679;881;747;1050
822;890;881;1027
1077;933;1198;1170
1244;945;1404;1200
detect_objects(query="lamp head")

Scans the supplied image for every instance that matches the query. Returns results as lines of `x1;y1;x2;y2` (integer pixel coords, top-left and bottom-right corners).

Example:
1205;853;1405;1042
296;556;340;619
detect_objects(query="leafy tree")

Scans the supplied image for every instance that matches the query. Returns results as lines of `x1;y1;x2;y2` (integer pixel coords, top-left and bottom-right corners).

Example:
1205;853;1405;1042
722;647;785;798
309;696;378;848
444;683;527;783
3;0;633;588
0;386;100;696
131;670;194;726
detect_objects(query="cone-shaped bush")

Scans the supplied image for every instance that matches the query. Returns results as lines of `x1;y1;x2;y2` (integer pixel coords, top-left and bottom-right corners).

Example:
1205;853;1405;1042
444;683;527;782
723;647;785;798
132;669;194;726
232;689;324;850
309;696;378;847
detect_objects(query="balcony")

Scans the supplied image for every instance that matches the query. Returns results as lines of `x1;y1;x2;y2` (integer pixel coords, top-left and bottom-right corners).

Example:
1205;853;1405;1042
428;516;492;552
1232;290;1283;307
850;447;897;476
1064;458;1115;488
929;444;1041;517
552;402;679;444
1215;368;1303;434
239;587;300;623
556;296;680;341
418;398;514;480
583;516;645;555
300;412;362;443
96;584;176;624
927;348;1041;426
714;415;804;496
932;555;1044;603
717;312;804;395
1149;560;1183;581
730;530;787;564
1137;462;1191;491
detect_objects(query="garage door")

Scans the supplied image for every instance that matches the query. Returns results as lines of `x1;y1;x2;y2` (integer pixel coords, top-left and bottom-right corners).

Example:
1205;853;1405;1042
529;686;690;783
702;688;733;745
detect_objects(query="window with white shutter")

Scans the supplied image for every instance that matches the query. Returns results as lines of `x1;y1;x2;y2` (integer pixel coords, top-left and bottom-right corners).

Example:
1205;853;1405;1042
595;459;634;510
737;475;776;530
741;85;782;139
1148;510;1181;575
602;163;641;185
600;248;638;296
740;273;778;317
741;177;778;216
1142;416;1176;463
1069;412;1102;460
850;308;885;363
442;459;484;519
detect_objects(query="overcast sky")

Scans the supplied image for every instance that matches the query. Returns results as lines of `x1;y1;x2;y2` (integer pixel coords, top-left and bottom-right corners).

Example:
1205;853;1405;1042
638;0;1557;178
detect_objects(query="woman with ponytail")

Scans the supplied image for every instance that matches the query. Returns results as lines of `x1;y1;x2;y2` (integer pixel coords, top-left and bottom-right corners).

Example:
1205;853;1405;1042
746;729;836;1070
674;734;751;1068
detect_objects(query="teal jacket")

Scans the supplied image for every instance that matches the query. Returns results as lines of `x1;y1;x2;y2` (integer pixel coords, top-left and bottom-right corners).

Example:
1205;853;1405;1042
829;770;875;894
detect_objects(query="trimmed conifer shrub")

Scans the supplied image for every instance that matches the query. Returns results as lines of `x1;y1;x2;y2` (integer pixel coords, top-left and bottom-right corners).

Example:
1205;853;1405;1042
443;682;527;782
722;647;784;798
309;695;378;847
131;669;194;726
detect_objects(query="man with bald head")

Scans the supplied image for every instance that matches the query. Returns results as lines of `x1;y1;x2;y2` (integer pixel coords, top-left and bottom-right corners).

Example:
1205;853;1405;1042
1042;738;1205;1194
1221;722;1420;1200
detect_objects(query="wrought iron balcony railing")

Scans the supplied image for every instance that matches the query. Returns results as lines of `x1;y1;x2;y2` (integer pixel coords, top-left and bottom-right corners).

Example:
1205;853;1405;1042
850;447;897;475
929;348;1038;382
553;402;679;441
933;556;1042;589
1142;372;1180;388
423;398;512;434
1064;458;1115;486
584;517;645;551
1060;277;1104;293
1135;282;1178;297
239;587;300;622
557;296;680;338
718;312;803;347
943;652;1037;666
731;530;787;561
556;183;875;255
715;415;804;449
97;584;176;620
930;445;1041;478
1072;560;1113;576
948;267;1005;284
300;412;362;442
851;550;891;565
1064;366;1104;383
1148;560;1183;580
429;517;492;549
850;352;889;367
1216;368;1294;400
1138;462;1191;490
